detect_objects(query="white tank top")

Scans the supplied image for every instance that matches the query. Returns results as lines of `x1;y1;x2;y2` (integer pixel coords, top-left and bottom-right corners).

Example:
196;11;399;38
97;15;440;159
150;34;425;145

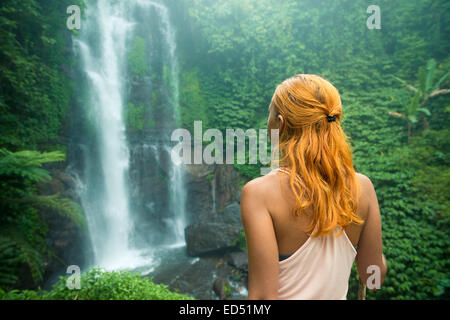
276;169;357;300
277;226;357;300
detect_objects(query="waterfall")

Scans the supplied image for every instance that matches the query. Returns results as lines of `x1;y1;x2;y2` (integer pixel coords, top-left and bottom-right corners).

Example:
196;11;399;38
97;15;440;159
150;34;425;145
145;0;187;245
73;0;186;271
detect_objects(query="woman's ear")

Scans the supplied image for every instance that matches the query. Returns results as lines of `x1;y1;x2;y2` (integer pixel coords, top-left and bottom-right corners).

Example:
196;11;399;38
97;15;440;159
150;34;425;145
277;114;285;130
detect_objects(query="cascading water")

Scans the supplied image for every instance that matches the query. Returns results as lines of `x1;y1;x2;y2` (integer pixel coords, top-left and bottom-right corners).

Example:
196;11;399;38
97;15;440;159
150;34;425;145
148;0;187;245
73;0;187;271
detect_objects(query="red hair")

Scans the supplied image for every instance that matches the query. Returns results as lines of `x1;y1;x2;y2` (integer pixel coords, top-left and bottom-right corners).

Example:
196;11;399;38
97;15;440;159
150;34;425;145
271;74;363;237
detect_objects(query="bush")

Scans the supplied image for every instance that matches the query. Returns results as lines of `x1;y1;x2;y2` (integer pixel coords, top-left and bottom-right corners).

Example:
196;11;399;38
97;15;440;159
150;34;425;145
0;268;195;300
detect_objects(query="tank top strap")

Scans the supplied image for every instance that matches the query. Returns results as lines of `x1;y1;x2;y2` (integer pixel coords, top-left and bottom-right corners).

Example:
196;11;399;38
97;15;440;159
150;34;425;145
276;167;303;181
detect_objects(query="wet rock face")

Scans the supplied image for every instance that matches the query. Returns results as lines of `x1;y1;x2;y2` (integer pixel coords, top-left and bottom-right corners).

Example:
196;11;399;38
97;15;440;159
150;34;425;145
183;163;244;269
218;202;242;225
215;165;241;212
185;221;240;256
224;251;248;272
184;164;215;224
184;164;242;224
184;202;243;257
42;210;90;286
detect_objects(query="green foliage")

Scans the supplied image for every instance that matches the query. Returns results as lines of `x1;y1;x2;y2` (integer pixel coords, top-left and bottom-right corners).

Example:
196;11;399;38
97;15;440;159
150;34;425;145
0;231;44;289
0;1;87;290
0;268;195;300
232;231;247;252
223;281;232;298
0;149;86;290
234;162;263;181
392;58;450;138
125;103;146;132
346;109;449;300
0;149;65;182
343;86;449;299
0;0;85;150
128;36;149;77
26;194;86;229
179;69;209;131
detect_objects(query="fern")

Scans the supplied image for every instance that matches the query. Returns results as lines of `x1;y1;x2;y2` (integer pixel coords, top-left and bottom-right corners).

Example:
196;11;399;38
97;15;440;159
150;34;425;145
0;149;65;183
0;148;86;228
0;148;85;289
0;231;43;290
23;194;86;229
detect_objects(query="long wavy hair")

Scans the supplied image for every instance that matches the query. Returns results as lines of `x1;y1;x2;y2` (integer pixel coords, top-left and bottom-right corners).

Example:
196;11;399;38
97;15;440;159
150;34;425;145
271;74;363;237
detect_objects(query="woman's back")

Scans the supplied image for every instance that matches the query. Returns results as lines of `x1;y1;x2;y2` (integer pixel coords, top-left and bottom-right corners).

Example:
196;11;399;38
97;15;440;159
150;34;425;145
264;169;369;299
265;169;367;258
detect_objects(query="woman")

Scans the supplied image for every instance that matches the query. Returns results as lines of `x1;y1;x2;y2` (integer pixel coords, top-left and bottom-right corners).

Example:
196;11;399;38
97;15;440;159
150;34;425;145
241;74;387;300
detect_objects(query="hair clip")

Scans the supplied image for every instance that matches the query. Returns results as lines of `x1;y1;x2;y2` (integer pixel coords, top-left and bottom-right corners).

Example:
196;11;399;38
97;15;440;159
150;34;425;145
327;115;337;122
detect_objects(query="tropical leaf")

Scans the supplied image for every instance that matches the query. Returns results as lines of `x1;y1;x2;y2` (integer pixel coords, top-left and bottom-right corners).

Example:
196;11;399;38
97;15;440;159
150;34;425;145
417;108;431;116
408;90;421;118
408;115;418;124
20;194;86;229
0;149;65;183
433;71;450;92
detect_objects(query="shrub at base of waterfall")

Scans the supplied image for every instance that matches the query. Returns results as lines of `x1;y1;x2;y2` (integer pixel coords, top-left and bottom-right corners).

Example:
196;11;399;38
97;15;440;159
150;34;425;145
0;268;194;300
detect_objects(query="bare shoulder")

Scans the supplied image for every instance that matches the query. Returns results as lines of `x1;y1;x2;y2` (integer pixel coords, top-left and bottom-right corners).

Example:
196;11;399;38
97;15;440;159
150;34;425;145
355;172;377;218
356;172;372;185
355;172;376;196
240;171;281;211
241;173;276;200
